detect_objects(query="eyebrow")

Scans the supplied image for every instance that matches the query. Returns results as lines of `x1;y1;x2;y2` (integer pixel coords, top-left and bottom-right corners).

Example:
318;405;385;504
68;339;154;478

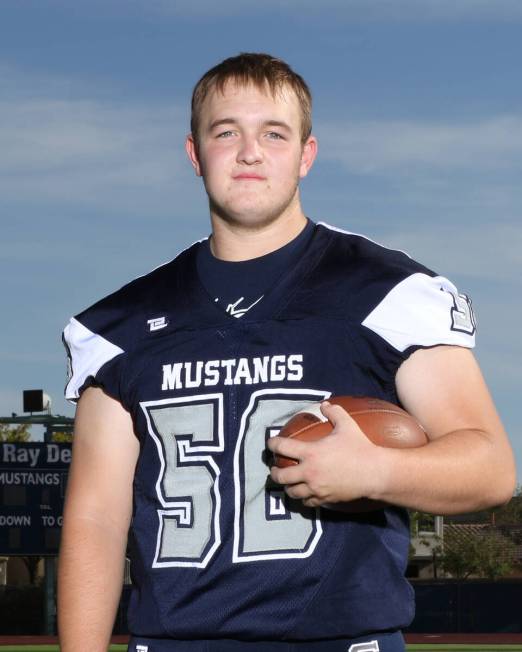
208;118;293;133
265;120;293;132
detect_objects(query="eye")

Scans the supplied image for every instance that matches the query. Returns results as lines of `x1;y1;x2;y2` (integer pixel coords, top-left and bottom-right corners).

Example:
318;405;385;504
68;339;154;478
217;130;234;138
266;131;284;140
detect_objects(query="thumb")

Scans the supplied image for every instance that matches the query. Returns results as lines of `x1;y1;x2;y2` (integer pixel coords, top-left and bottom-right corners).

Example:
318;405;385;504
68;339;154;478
320;400;352;427
320;401;364;440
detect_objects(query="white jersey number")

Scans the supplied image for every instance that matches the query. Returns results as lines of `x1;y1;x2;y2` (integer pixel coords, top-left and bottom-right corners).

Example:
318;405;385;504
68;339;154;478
141;389;326;568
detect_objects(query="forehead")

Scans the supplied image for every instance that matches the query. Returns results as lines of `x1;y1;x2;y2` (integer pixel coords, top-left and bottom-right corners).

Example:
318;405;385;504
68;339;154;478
199;80;301;127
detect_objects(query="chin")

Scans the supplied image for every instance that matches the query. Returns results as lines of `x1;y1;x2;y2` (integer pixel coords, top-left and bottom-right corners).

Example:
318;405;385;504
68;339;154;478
221;209;288;231
210;194;299;230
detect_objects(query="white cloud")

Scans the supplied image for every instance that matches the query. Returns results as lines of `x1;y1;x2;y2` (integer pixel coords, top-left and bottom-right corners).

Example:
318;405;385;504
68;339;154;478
0;65;195;216
316;116;522;173
0;97;190;212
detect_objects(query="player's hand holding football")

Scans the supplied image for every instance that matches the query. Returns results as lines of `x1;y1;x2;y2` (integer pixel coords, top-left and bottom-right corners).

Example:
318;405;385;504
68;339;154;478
268;401;385;508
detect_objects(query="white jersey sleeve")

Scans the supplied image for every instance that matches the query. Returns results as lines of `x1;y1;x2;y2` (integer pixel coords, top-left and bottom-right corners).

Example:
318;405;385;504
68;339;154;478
63;316;125;402
362;273;476;353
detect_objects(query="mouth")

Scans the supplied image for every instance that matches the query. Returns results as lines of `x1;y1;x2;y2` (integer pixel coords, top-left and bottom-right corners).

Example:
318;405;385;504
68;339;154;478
232;174;266;181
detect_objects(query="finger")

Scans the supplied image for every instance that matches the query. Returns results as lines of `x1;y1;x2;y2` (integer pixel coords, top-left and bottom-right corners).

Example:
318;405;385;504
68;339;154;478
270;463;305;487
320;401;356;429
266;434;310;462
284;483;313;501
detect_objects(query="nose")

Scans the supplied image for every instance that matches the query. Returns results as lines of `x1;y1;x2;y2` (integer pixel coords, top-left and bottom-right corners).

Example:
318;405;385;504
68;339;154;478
237;134;262;165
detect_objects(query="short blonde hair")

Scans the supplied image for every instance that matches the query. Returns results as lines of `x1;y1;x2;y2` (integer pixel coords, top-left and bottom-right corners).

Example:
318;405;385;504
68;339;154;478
190;52;312;144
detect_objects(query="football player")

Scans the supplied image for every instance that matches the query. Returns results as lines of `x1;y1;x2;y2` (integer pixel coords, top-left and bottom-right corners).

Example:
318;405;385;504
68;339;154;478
58;53;515;652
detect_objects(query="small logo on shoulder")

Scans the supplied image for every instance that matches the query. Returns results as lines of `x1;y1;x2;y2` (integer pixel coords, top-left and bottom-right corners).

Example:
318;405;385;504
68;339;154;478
443;290;476;335
136;645;149;652
66;352;73;384
147;316;168;332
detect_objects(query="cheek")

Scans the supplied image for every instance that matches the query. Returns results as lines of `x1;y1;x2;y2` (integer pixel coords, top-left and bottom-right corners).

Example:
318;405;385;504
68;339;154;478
200;150;228;179
277;155;303;181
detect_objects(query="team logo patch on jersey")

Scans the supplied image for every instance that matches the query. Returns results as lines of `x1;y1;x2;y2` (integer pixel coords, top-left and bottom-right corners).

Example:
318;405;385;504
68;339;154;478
147;316;169;332
136;646;148;652
222;295;264;318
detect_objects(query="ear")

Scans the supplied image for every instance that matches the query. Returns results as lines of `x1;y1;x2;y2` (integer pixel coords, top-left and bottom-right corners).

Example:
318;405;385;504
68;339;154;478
185;134;202;177
299;135;318;179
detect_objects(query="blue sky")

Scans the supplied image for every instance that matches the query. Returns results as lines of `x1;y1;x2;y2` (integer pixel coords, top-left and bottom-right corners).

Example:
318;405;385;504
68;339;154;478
1;0;521;482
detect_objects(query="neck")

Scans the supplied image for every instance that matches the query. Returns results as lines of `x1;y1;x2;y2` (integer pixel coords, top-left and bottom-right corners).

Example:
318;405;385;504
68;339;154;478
209;207;308;262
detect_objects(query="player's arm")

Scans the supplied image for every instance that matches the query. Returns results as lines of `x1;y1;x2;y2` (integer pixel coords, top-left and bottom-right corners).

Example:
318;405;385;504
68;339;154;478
58;386;139;652
268;346;515;514
378;344;516;512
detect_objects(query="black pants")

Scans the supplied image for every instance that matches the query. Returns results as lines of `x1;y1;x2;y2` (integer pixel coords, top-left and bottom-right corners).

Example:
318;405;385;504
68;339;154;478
128;630;405;652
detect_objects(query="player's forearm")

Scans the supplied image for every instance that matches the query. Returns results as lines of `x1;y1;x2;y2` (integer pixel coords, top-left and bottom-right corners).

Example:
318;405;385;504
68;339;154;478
370;427;516;514
58;516;127;652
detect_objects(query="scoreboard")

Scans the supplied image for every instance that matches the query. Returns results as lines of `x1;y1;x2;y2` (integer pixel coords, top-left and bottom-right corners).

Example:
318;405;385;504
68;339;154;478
0;442;71;555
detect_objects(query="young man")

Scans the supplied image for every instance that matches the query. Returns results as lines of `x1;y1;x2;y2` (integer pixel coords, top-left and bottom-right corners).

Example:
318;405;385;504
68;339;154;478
59;53;515;652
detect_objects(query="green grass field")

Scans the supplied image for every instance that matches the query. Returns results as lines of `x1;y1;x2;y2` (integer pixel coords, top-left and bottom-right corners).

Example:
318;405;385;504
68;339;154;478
1;646;522;652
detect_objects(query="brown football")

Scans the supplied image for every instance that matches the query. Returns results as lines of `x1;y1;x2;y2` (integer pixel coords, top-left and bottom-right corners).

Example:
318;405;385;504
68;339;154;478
273;395;428;512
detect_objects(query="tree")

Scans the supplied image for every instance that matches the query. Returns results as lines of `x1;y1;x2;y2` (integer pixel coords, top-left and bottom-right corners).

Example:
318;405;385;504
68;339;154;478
477;529;518;579
0;424;31;442
441;525;518;580
440;529;480;579
51;431;73;443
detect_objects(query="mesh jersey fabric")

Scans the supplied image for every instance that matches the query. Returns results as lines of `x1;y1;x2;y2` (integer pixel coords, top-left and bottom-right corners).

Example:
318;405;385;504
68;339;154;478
63;222;475;641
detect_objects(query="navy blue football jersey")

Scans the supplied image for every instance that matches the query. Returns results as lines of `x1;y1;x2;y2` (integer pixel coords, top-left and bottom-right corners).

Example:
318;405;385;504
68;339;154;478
63;222;475;641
